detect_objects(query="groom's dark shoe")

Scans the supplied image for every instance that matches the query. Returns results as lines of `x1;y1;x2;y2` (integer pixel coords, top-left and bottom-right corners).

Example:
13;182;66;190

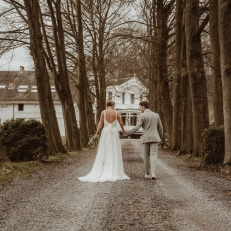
151;173;156;180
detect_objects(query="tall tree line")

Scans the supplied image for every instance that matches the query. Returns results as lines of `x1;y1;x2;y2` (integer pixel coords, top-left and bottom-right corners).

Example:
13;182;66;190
135;0;231;166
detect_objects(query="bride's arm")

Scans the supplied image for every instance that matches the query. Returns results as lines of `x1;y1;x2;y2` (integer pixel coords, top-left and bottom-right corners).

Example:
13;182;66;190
117;113;126;133
95;111;104;137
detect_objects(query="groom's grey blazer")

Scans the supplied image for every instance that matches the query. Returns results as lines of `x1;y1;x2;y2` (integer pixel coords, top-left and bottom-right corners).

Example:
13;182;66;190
127;109;163;143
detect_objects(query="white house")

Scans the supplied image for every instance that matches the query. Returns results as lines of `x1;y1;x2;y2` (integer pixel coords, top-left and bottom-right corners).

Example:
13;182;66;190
0;68;147;137
105;77;147;135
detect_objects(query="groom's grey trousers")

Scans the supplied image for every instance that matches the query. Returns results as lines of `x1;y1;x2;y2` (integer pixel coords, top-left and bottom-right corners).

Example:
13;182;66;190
143;142;158;175
126;109;163;176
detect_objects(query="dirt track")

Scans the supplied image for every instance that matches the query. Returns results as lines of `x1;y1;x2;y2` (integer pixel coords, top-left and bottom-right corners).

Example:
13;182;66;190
0;139;231;231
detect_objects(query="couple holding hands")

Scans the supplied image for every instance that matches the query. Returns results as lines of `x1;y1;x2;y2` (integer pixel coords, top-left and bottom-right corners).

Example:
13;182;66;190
78;100;163;183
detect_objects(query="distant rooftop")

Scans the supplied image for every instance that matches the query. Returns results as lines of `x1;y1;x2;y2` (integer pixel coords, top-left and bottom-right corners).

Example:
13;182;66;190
0;69;59;102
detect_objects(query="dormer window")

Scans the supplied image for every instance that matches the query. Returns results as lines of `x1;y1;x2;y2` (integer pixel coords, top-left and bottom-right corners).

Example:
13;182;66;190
8;83;15;89
18;85;28;93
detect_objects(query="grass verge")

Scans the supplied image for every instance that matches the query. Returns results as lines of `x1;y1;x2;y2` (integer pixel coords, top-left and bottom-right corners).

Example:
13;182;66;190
175;152;231;181
0;149;89;188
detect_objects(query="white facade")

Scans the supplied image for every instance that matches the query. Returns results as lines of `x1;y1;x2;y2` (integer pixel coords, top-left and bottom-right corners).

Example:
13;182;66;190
0;101;73;136
106;77;148;135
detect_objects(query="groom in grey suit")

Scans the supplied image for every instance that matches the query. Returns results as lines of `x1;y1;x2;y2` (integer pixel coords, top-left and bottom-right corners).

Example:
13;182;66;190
126;101;163;180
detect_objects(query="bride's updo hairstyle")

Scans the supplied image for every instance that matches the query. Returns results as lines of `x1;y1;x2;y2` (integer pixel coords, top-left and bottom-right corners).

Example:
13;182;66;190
106;100;115;107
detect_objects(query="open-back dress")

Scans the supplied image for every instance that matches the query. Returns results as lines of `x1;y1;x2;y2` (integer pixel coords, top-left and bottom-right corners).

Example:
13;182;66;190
78;110;130;182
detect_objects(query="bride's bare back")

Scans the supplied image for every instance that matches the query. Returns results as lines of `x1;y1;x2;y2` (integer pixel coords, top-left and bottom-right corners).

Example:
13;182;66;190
95;108;125;137
104;109;117;123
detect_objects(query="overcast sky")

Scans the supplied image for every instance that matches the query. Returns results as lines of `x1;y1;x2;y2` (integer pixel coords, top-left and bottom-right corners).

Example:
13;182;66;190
0;46;33;71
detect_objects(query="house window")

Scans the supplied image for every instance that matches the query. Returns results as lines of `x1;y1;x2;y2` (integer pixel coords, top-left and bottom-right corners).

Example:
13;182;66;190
130;113;137;126
131;94;135;104
108;92;112;100
140;95;143;101
18;104;24;111
121;113;126;125
122;93;125;104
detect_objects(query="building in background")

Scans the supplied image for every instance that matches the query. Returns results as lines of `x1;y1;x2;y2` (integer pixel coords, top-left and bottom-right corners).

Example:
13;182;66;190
0;67;147;137
105;77;148;137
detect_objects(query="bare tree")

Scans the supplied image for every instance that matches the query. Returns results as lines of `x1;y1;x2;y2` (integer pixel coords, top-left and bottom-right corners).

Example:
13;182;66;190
209;0;223;126
138;0;158;111
156;0;175;147
42;0;81;150
179;0;193;154
76;0;96;144
218;0;231;165
23;0;66;154
185;0;209;155
172;0;183;150
82;0;134;121
0;1;29;57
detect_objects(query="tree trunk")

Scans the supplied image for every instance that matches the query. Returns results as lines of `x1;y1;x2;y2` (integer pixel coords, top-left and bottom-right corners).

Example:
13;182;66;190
83;72;96;137
179;3;193;154
148;38;157;111
76;0;96;137
209;0;224;126
23;0;66;154
148;0;158;112
156;0;173;147
92;42;102;124
172;0;183;150
98;40;107;111
46;0;81;151
218;0;231;165
158;89;167;146
75;0;96;145
185;0;209;155
75;0;91;146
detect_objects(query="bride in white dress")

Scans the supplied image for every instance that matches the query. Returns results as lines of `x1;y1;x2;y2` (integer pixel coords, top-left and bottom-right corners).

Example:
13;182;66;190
78;100;130;182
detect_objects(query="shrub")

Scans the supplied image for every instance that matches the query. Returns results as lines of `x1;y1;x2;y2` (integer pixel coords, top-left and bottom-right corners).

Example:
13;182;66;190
201;125;224;166
0;119;49;161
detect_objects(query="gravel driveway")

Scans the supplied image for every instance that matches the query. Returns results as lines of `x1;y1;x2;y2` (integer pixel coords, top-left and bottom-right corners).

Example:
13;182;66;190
0;139;231;231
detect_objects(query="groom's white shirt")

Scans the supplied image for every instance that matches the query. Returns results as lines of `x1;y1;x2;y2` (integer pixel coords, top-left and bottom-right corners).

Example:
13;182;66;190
126;109;163;143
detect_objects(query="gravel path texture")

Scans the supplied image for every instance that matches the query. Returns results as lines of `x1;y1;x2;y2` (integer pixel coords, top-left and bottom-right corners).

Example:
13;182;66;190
0;139;231;231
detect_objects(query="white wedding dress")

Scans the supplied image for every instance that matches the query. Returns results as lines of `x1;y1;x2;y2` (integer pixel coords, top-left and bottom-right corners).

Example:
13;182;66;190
78;111;130;182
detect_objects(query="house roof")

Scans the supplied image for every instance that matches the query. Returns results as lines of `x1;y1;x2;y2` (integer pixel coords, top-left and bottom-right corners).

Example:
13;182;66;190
0;70;148;102
106;77;132;86
106;76;149;89
0;71;60;102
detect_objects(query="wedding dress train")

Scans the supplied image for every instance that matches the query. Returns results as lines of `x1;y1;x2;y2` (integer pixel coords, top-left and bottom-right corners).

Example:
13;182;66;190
78;111;130;182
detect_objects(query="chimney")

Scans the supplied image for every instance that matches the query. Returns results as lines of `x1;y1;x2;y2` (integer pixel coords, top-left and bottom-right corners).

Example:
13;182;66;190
20;66;24;73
